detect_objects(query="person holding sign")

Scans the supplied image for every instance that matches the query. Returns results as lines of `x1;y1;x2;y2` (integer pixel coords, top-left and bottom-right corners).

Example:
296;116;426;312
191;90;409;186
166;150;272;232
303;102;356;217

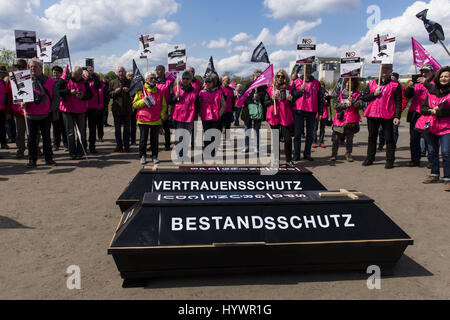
59;66;93;160
418;66;450;191
292;64;324;161
133;72;168;165
23;59;57;168
169;70;197;159
405;64;435;167
267;69;295;166
331;78;363;162
0;66;10;152
361;64;402;169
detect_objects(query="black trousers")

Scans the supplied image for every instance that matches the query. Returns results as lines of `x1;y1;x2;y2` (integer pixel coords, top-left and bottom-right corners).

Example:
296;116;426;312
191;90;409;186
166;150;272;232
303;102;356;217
87;108;104;151
28;115;52;162
162;120;171;148
367;117;395;163
202;120;221;157
130;109;137;144
272;125;293;163
0;110;7;146
219;112;233;132
139;124;160;158
52;111;67;148
313;118;326;144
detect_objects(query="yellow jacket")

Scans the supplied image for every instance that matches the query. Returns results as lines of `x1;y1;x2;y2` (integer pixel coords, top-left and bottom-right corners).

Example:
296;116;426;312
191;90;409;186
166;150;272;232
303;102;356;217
132;83;167;126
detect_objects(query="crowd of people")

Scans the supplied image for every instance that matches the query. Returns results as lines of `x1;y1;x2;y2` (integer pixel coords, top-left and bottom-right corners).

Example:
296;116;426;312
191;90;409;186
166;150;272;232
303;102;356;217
0;59;448;191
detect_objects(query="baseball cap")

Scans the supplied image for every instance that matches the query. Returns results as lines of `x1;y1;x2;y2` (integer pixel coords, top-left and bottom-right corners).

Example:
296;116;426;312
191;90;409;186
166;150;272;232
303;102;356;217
420;64;434;72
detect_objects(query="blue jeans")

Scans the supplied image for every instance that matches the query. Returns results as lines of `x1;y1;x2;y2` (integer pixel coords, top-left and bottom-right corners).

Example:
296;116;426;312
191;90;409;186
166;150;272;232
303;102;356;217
294;110;316;158
113;114;131;149
410;119;422;163
424;132;450;180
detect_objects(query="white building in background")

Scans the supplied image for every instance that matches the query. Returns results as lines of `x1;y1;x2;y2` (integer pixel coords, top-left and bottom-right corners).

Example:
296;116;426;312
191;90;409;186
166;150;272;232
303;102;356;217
289;57;365;84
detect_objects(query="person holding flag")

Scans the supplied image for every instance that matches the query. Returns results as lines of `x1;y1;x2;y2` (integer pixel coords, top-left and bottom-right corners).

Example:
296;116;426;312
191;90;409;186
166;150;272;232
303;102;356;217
267;69;295;166
59;66;93;160
292;64;324;162
241;71;270;154
405;64;435;167
361;64;402;169
132;72;167;165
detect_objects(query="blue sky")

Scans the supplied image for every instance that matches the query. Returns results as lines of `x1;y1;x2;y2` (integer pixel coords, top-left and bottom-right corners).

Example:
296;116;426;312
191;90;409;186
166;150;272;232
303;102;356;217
1;0;449;76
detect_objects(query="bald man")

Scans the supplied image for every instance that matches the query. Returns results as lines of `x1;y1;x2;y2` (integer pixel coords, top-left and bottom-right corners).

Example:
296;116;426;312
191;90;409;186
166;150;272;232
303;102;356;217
109;66;133;152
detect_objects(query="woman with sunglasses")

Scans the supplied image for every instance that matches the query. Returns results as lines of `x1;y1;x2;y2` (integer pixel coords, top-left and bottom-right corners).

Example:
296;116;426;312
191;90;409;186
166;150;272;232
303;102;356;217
267;70;295;166
169;70;197;160
418;66;450;191
330;77;363;162
197;73;227;157
132;72;167;165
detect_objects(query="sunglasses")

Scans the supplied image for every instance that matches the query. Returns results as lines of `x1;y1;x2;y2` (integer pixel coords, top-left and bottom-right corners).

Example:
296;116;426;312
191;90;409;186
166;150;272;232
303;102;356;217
182;78;190;80
148;77;156;80
276;75;285;78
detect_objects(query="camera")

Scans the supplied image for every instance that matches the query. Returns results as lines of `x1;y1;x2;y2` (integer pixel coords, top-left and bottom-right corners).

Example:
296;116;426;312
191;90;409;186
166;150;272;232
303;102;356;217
34;95;41;105
412;74;421;83
424;122;431;130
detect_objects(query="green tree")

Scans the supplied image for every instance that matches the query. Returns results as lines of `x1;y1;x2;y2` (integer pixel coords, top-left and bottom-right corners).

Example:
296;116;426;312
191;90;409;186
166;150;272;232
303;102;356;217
0;48;16;67
106;71;118;80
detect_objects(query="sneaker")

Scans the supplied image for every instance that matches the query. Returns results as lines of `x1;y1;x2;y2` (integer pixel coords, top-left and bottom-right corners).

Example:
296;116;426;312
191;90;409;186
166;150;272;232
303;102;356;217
362;159;373;166
407;161;420;167
444;181;450;192
330;156;336;162
423;176;440;184
1;144;10;149
320;144;325;148
377;146;384;152
152;156;160;164
312;143;317;148
53;146;60;151
304;155;314;161
345;153;354;162
293;155;301;162
140;156;147;165
124;147;132;153
114;147;123;152
286;161;295;167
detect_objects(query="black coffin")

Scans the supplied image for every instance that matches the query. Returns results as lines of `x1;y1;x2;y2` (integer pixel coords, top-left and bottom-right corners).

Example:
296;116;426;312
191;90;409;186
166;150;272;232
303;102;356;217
108;191;413;280
116;166;326;212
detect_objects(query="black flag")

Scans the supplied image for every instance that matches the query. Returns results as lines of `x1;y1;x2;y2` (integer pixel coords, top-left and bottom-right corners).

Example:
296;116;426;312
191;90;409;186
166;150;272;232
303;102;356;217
251;42;270;64
129;59;144;98
204;56;216;78
416;9;445;44
51;35;70;62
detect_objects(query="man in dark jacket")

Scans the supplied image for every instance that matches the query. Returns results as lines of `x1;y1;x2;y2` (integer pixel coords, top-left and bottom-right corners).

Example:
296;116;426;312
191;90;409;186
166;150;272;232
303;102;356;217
109;66;132;152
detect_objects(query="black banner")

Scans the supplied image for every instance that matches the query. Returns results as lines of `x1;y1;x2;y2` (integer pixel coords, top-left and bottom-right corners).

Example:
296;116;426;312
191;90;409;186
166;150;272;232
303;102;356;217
51;35;70;62
251;42;270;64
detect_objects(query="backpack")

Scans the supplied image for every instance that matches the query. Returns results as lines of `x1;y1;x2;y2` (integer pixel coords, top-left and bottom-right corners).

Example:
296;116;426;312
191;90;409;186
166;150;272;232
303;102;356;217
248;102;263;120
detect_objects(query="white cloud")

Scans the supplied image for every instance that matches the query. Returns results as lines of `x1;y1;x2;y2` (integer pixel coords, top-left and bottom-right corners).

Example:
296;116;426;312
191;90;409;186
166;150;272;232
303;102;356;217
264;0;361;20
206;38;232;49
231;32;251;42
0;0;180;53
149;19;180;42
